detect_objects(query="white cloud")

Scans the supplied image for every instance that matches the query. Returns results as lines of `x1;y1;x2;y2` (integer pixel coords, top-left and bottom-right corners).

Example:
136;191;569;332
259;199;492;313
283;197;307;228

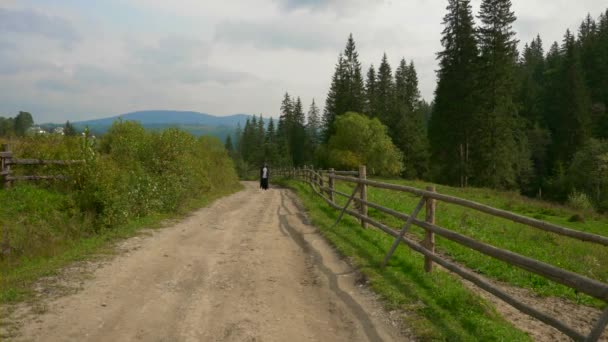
1;0;607;123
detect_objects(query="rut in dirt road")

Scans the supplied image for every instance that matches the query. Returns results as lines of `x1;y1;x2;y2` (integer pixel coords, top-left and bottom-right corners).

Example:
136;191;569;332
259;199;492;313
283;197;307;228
8;182;406;342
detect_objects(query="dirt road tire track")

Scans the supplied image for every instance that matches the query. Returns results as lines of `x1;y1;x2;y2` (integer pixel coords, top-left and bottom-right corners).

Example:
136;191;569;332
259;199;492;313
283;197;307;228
5;182;407;342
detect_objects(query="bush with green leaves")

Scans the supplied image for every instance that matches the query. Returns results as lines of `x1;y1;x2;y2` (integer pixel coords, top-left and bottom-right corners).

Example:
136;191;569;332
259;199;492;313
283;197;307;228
1;121;239;259
327;112;403;176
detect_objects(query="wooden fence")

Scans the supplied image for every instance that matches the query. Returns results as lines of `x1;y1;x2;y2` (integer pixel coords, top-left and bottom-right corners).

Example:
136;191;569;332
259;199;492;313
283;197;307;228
274;165;608;342
0;144;84;188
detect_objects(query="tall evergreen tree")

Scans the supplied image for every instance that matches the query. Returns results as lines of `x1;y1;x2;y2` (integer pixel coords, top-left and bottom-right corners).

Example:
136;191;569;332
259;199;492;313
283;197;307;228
393;59;430;179
472;0;530;189
549;30;592;166
322;54;347;142
364;65;377;118
322;35;365;142
291;97;307;166
374;53;394;127
224;135;234;153
306;99;321;147
518;35;545;126
343;34;365;114
405;61;421;113
429;0;479;187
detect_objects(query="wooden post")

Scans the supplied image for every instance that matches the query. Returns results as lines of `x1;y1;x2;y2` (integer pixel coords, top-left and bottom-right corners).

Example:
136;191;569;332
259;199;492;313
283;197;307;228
329;168;335;202
319;170;324;194
359;165;368;229
424;185;436;272
1;144;11;189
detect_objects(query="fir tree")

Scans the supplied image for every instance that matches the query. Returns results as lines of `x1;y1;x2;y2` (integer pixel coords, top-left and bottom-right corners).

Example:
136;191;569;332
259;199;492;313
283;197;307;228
394;59;429;178
472;0;530;189
374;53;394;127
518;35;545;126
364;65;377;117
322;35;365;142
549;30;592;166
343;34;365;114
322;54;346;142
306;99;321;147
429;0;478;187
405;61;421;113
224;135;234;152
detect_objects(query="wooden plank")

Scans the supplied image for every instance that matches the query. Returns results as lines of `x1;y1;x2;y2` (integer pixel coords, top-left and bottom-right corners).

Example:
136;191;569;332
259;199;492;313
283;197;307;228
325;181;608;299
586;307;608;342
334;170;359;176
332;175;608;246
585;308;608;342
8;159;84;165
424;186;436;272
307;187;587;341
330;184;361;228
359;165;368;229
412;219;608;301
382;196;426;268
6;175;68;181
0;152;12;158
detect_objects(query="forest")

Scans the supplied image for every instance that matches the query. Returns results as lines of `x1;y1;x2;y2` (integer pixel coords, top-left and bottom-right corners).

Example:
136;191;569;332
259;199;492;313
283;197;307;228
230;1;608;213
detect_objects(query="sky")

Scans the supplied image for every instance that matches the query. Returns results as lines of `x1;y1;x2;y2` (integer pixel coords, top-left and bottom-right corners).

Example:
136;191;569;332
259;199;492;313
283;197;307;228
0;0;607;123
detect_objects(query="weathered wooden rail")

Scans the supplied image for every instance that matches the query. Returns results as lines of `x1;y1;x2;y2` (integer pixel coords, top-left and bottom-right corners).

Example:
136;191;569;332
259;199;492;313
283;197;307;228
274;165;608;342
0;144;84;188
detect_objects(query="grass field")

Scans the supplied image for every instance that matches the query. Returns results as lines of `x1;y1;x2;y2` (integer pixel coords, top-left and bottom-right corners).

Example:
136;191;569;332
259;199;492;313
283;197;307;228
327;178;608;308
279;179;532;341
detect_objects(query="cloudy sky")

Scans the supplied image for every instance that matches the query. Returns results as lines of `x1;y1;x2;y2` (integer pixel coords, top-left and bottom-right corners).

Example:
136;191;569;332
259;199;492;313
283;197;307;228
0;0;606;123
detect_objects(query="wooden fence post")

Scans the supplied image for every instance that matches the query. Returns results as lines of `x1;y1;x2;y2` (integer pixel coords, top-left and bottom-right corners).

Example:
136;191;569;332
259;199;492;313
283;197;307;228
359;165;368;229
424;185;436;272
1;144;11;189
319;170;324;194
329;168;335;202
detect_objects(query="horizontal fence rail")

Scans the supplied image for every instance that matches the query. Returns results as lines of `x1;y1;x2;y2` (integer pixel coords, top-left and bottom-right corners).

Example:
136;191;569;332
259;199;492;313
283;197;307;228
273;165;608;342
0;144;83;188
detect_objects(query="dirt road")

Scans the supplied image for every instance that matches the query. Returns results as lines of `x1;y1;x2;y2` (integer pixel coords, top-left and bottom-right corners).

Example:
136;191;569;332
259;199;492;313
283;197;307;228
8;182;406;342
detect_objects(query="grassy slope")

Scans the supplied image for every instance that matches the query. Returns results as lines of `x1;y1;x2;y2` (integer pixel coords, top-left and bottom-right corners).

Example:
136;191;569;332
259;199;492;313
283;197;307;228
331;178;608;308
280;179;531;341
0;183;242;304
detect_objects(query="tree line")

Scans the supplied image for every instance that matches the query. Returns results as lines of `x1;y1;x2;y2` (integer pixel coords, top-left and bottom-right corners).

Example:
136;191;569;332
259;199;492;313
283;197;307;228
0;111;34;136
231;0;608;211
0;111;79;137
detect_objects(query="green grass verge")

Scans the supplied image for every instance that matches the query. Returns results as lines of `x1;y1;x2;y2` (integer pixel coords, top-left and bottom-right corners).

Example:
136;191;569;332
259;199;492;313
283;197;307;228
0;183;243;304
329;178;608;308
278;179;531;341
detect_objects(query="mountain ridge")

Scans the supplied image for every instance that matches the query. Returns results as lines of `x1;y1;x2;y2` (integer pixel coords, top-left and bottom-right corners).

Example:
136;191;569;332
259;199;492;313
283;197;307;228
74;110;253;127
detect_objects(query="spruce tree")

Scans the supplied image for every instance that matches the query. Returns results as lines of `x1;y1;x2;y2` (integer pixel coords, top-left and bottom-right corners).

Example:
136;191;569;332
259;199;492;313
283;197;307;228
306;99;321;147
291;97;307;166
596;11;608;137
343;34;365;114
322;54;346;142
518;35;545;126
549;30;592;166
322;35;365;142
472;0;531;189
394;59;429;178
405;61;421;112
224;135;234;153
365;65;377;118
428;0;478;187
374;53;394;127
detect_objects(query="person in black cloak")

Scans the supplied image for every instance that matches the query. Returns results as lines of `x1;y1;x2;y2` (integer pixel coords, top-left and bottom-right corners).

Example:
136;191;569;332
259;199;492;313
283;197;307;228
260;163;269;190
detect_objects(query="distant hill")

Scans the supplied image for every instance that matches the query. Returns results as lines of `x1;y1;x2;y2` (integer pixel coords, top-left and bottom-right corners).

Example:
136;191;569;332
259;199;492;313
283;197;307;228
71;110;256;140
